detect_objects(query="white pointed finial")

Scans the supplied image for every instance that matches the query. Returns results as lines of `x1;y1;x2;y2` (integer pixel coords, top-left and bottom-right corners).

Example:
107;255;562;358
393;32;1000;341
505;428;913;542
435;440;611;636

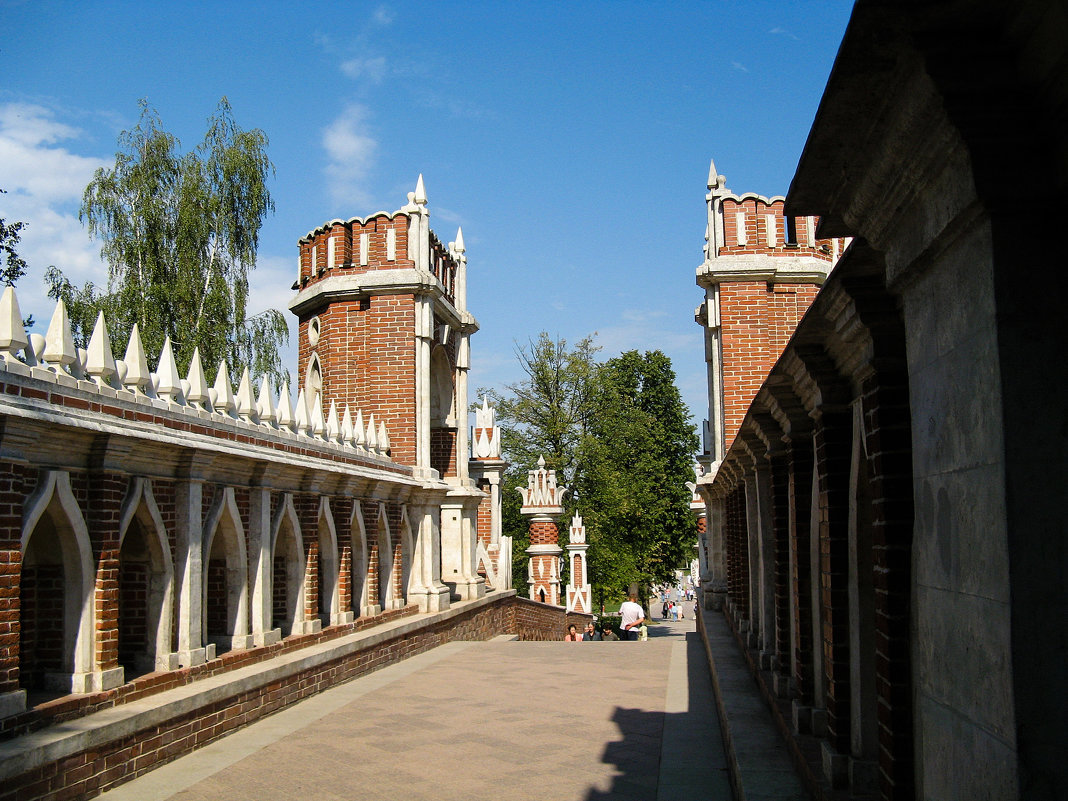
155;337;182;403
311;392;325;437
212;360;236;416
276;381;295;430
185;348;210;408
85;311;116;385
43;299;77;368
235;367;256;421
341;405;354;445
454;226;465;253
0;287;29;361
294;387;310;435
414;174;427;204
378;422;390;456
326;401;340;442
257;377;277;426
122;324;151;393
366;413;379;452
354;408;366;448
707;158;718;189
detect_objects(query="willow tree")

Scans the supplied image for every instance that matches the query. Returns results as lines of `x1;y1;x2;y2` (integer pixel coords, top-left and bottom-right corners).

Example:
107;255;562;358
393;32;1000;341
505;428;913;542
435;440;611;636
46;98;289;385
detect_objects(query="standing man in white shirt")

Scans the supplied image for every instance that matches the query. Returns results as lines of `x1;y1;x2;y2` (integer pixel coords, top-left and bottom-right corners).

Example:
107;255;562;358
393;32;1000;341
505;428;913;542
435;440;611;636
619;595;646;641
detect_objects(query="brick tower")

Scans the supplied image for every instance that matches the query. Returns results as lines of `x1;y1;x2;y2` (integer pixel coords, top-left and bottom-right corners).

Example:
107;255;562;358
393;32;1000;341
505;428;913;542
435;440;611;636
519;456;567;605
564;514;590;614
695;158;848;471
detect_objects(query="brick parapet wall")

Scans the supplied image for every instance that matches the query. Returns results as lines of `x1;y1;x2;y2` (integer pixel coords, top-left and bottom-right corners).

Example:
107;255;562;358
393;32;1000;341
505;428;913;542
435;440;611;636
0;593;537;801
511;597;591;641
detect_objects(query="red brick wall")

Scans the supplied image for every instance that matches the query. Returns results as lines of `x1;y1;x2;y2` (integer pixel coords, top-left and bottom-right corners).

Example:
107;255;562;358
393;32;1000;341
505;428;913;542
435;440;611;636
719;282;821;448
528;520;557;547
430;429;456;478
17;564;64;689
298;295;417;466
117;561;148;672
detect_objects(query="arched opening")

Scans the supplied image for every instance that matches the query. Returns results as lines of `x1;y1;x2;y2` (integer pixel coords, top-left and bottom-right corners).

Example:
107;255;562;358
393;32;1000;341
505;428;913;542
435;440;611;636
376;505;394;611
317;500;339;626
350;502;369;617
117;480;174;679
203;491;249;654
305;353;322;412
271;498;304;638
19;472;94;698
429;346;456;478
399;507;414;605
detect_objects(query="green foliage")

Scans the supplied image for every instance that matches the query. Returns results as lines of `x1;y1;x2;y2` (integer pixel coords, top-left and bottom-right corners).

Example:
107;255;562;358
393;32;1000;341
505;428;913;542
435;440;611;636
482;335;697;601
46;99;289;386
0;190;28;288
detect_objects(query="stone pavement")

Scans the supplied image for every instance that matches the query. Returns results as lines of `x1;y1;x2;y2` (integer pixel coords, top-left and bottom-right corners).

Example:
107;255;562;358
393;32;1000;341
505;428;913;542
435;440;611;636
97;616;734;801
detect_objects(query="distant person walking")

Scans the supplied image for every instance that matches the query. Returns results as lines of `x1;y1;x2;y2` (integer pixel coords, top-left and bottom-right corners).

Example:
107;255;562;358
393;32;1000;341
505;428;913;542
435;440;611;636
620;595;646;641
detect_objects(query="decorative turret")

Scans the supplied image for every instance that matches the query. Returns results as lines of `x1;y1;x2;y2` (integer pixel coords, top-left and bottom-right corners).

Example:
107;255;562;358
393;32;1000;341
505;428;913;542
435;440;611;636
565;514;591;614
519;456;568;605
469;395;509;591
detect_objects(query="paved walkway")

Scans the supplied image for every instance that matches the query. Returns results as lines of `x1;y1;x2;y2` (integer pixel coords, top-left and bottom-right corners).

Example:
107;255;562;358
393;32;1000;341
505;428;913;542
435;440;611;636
98;617;733;801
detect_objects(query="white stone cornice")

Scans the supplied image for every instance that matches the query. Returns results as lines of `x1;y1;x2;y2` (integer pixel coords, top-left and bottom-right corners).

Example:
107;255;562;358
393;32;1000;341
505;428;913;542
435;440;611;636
696;254;832;288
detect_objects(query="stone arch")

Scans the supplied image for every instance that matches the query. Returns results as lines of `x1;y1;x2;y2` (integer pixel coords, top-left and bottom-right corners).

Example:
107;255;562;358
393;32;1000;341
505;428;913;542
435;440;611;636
305;352;323;411
202;487;249;652
20;470;94;694
316;497;340;626
376;504;394;610
270;494;306;637
350;501;372;617
117;478;175;676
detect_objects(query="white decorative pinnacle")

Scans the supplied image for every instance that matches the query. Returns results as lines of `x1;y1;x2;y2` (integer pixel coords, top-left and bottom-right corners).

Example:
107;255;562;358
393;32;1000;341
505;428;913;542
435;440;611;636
276;381;295;429
185;348;210;407
235;367;256;421
85;311;116;386
0;287;29;361
155;337;182;403
518;455;568;513
569;514;587;545
43;300;76;369
212;361;236;416
122;324;151;393
472;395;501;459
0;286;393;460
257;377;276;425
414;173;427;205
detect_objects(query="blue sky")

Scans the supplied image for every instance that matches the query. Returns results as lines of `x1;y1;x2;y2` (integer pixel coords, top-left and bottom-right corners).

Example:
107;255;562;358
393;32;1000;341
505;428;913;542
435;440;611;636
0;0;853;432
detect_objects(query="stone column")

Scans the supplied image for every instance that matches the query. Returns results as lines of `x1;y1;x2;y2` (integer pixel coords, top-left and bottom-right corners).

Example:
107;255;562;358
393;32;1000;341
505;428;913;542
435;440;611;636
406;499;451;613
175;479;208;666
248;488;281;647
564;515;591;614
519;456;567;606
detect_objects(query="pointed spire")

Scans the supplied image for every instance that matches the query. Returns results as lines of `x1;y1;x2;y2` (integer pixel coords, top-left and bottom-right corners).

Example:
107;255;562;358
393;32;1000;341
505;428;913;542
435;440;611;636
185;348;210;408
414;173;427;204
235;367;257;421
354;408;366;448
309;393;324;437
294;387;310;435
366;413;379;452
155;337;182;403
0;287;29;361
257;377;277;426
85;311;116;386
276;381;295;430
378;422;390;456
212;361;236;416
707;157;718;189
43;299;76;369
122;324;151;393
326;401;340;442
454;226;465;253
341;405;354;445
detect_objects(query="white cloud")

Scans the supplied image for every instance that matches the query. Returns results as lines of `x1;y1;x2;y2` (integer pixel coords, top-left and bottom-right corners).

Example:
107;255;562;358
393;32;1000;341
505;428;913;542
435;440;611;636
340;56;387;83
322;104;378;206
731;61;749;73
769;27;800;41
0;102;109;328
372;6;394;25
247;253;298;381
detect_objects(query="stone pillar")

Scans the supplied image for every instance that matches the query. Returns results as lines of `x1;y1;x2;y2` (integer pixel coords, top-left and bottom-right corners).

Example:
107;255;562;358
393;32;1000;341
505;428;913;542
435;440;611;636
406;500;451;613
175;479;209;667
519;456;568;606
248;488;281;647
469;396;509;590
565;515;591;614
87;471;126;692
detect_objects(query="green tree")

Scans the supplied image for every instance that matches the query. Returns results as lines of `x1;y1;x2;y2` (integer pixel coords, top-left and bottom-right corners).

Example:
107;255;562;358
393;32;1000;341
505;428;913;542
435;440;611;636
479;333;600;593
578;350;699;604
0;189;28;287
46;99;289;385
